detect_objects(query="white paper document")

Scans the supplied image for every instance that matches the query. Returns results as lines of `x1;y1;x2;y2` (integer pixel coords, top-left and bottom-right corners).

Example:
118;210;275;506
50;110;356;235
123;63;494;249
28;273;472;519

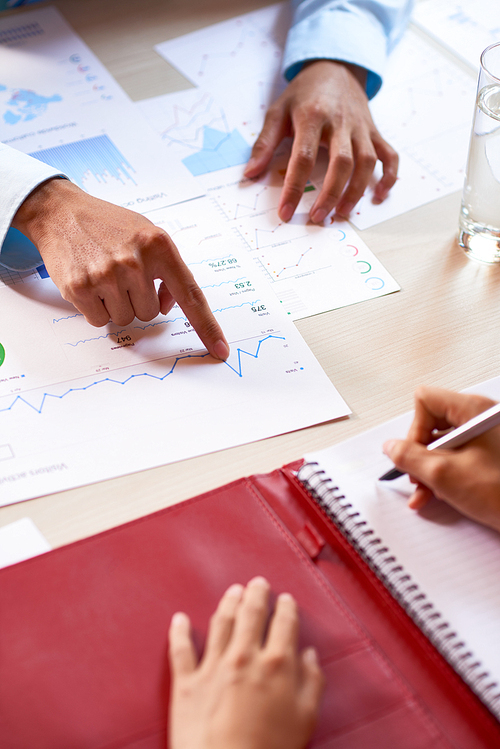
305;375;500;710
0;517;51;568
155;5;477;229
412;0;500;72
155;2;289;106
0;197;350;506
0;7;201;211
138;92;400;319
350;28;477;229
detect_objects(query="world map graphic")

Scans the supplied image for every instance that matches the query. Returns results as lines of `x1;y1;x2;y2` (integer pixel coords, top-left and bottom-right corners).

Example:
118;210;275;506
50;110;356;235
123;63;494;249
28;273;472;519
0;84;62;125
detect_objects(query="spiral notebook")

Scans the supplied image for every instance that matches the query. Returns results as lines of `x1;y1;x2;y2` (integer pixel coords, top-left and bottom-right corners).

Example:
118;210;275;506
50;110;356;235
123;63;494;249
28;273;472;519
302;373;500;723
1;379;500;747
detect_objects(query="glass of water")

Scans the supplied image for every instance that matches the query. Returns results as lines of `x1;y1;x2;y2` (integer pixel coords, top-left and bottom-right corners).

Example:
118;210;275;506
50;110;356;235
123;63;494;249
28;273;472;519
459;43;500;263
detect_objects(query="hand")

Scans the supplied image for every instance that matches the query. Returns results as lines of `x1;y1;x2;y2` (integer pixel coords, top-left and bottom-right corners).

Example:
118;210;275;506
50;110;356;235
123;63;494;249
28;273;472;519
168;576;324;749
244;59;398;223
12;178;229;360
383;387;500;532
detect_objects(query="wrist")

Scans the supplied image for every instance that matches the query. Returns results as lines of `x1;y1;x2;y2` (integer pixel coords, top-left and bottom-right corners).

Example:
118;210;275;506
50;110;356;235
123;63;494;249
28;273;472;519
301;58;367;91
12;177;76;243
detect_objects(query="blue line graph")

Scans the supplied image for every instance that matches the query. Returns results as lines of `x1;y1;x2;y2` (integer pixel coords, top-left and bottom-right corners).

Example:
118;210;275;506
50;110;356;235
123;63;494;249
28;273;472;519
64;330;126;347
0;335;285;415
189;254;233;266
224;335;284;376
201;277;246;289
133;301;261;332
29;135;136;191
52;313;84;324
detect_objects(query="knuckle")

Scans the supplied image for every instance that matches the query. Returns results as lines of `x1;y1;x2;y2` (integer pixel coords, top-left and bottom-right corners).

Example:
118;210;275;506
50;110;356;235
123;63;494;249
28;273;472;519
357;150;377;171
227;649;253;671
389;441;411;467
334;151;354;174
262;651;289;675
296;100;328;124
263;104;283;126
61;273;92;301
293;146;316;171
426;459;447;486
181;282;207;311
111;310;135;327
175;679;196;700
209;609;234;630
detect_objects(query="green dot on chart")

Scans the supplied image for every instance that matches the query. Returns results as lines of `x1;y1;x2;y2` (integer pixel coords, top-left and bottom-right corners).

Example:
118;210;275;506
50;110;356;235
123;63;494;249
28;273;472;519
0;343;4;367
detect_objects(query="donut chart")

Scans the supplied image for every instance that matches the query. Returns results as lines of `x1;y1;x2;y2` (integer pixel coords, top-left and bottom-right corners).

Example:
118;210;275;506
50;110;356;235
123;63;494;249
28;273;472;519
0;343;4;367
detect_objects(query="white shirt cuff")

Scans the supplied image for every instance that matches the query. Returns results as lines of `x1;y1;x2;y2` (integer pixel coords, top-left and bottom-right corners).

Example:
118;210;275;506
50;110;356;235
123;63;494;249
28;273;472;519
0;143;67;271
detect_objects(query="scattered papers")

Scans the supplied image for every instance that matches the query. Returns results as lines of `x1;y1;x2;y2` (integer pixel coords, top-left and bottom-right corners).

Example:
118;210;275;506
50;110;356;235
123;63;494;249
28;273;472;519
155;4;477;229
0;518;51;568
413;0;500;72
137;90;400;319
0;7;201;211
0;197;350;506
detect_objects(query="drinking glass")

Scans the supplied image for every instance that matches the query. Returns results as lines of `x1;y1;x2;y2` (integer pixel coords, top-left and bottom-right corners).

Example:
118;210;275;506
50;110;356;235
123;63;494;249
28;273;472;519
459;42;500;263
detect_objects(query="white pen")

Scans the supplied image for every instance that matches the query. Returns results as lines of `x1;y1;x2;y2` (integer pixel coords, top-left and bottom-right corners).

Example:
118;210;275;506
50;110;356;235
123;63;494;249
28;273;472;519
379;401;500;481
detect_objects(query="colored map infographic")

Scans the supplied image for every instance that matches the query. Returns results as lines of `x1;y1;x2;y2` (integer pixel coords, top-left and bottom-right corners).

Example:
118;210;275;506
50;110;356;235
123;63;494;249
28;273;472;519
0;84;62;125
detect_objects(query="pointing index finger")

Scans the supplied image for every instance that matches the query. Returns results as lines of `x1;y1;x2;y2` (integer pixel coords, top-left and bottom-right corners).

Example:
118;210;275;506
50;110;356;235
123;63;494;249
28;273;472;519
153;232;229;361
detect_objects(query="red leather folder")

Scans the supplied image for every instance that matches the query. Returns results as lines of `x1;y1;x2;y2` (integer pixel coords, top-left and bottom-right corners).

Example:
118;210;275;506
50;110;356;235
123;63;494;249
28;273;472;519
1;465;500;748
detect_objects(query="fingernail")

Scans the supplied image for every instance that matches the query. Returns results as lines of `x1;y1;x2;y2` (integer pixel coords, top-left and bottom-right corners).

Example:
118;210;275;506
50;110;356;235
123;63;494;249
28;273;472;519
373;189;388;204
279;203;294;222
383;440;397;457
277;592;295;603
248;576;269;588
171;612;189;627
310;208;327;224
244;157;257;176
337;202;354;217
225;583;244;598
213;339;229;361
303;647;319;665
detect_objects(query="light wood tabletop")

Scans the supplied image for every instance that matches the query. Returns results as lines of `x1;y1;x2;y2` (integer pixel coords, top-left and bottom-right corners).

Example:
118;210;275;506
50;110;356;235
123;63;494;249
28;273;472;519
1;0;500;548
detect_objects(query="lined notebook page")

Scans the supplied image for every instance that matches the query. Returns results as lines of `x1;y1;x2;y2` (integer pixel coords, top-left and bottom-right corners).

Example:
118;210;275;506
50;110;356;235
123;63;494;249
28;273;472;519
305;376;500;691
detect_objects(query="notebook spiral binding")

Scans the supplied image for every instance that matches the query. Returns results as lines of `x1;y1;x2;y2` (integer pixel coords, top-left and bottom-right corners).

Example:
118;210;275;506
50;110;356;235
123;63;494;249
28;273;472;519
297;461;500;721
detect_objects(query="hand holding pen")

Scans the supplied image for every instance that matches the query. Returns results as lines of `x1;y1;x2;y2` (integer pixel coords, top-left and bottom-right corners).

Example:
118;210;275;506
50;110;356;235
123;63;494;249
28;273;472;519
381;386;500;533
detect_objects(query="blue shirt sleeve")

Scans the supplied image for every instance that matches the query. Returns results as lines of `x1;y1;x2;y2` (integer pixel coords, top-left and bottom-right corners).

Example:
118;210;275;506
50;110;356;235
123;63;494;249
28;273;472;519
282;0;413;99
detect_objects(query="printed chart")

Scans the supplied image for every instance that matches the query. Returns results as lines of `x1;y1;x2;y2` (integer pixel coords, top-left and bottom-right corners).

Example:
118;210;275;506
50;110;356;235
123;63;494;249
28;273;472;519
137;86;264;186
155;2;288;90
0;6;131;115
0;199;349;505
348;28;477;229
0;6;201;211
154;4;478;229
29;134;136;190
412;0;500;71
207;165;399;319
138;97;400;319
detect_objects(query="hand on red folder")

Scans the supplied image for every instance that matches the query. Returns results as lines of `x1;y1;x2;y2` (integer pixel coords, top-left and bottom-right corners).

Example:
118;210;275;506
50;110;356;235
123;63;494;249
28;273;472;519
168;576;324;749
383;387;500;532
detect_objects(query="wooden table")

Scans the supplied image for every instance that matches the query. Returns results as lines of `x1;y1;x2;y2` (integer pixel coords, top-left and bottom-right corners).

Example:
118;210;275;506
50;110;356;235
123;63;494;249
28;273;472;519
1;0;499;548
